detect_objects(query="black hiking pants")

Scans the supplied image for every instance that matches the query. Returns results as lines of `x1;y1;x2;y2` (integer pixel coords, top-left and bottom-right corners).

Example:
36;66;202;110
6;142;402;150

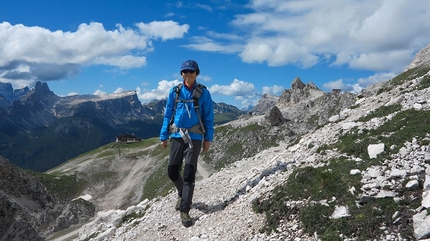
168;138;202;213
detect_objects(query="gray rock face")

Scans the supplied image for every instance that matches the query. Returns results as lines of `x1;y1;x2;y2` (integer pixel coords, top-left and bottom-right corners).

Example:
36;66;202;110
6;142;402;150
266;105;285;126
406;43;430;70
291;76;306;89
278;78;324;107
252;93;278;114
0;82;29;104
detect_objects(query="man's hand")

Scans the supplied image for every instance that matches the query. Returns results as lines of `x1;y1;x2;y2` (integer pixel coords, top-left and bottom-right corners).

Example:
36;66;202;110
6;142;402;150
202;140;210;152
160;140;168;149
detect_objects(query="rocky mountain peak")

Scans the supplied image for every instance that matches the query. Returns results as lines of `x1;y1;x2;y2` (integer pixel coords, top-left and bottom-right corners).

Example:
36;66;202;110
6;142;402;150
0;82;29;105
0;82;13;101
307;81;318;89
291;76;306;89
405;43;430;70
278;77;324;107
33;81;54;97
253;78;324;115
7;81;60;129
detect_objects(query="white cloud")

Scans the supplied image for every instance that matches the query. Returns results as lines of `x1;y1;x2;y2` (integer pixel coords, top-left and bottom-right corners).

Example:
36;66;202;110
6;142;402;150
94;89;107;95
137;79;181;101
193;0;430;73
0;22;150;66
262;85;284;95
198;75;212;83
350;0;430;51
67;92;79;96
323;79;354;92
209;79;259;96
94;55;147;69
0;20;188;85
357;72;395;87
135;20;189;41
114;87;125;94
348;50;413;73
208;79;261;109
238;97;258;110
206;31;242;41
240;39;318;67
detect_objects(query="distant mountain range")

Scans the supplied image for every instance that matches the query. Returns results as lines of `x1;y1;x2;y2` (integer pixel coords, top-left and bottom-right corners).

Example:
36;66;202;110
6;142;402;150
0;81;244;172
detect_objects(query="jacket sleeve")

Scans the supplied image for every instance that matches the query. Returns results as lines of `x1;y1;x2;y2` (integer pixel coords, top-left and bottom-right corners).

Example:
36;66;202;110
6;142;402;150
160;88;175;141
201;88;215;141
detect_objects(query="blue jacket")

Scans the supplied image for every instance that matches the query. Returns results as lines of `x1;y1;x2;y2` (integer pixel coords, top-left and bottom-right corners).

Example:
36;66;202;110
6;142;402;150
160;82;214;142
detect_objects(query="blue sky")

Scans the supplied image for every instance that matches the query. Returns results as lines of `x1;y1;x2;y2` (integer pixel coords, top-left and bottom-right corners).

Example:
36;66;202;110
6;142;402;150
1;0;430;109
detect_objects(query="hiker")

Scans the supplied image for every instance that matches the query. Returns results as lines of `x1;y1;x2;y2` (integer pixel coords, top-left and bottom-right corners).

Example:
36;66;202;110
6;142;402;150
159;59;214;227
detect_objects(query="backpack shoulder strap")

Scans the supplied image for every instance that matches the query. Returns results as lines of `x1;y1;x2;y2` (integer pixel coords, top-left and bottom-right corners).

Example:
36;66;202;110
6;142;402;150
169;83;182;126
192;83;206;134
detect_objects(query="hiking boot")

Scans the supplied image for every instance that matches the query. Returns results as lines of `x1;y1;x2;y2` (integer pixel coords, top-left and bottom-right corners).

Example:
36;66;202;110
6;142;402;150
175;196;181;211
180;212;193;227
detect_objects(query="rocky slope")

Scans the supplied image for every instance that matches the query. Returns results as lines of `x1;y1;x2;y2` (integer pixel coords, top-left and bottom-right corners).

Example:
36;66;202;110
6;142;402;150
204;77;356;171
68;44;430;241
0;156;95;241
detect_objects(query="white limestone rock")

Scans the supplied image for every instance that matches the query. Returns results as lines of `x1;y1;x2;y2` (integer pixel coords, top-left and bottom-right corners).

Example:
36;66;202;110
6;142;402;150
330;205;350;219
413;210;430;240
368;143;385;159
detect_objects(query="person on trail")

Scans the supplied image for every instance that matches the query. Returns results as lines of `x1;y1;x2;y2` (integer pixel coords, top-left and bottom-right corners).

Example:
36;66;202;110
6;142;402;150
159;59;214;227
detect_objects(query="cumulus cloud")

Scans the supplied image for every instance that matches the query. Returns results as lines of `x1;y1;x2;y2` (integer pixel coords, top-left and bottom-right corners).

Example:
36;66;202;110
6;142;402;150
0;21;188;88
209;79;259;96
135;21;189;41
262;85;284;95
114;87;125;94
137;79;181;101
209;79;261;109
357;72;396;87
94;89;107;95
189;0;430;73
67;92;79;96
240;39;318;67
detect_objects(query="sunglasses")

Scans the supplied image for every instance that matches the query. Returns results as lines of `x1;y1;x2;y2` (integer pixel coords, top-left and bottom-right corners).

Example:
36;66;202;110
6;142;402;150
182;70;196;74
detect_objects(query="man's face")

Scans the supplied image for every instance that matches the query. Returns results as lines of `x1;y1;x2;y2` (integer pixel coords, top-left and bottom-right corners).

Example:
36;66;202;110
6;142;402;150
182;70;197;86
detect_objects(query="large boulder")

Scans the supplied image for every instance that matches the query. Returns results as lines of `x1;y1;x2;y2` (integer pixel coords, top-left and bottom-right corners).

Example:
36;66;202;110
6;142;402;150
266;106;285;126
